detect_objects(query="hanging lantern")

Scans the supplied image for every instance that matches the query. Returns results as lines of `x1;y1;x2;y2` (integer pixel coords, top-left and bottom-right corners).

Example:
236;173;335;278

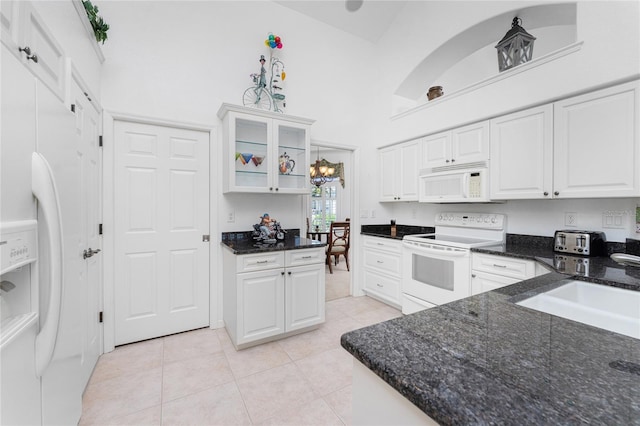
495;17;536;72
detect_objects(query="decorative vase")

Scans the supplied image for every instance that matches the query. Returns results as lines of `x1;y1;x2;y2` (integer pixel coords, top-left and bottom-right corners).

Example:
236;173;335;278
427;86;443;101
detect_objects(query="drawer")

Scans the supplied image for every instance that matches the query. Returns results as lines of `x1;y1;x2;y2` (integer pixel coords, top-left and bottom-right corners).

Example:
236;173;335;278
236;252;285;273
286;248;324;266
364;270;400;302
363;236;401;254
364;249;401;276
472;253;535;280
471;270;521;295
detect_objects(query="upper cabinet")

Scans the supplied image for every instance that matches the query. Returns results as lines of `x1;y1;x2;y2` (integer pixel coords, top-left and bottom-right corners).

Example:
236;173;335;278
490;105;553;199
379;139;419;202
553;80;639;198
2;1;66;101
218;104;314;194
421;121;489;169
490;80;639;200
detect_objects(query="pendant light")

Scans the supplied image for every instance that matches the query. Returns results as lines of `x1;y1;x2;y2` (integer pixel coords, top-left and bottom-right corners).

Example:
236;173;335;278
310;147;335;187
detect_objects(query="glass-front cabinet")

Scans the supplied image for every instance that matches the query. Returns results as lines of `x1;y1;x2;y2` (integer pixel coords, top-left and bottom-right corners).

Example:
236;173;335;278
218;103;314;194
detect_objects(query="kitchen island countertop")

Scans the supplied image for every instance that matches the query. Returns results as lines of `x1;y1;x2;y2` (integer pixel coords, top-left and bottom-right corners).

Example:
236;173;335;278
342;236;640;425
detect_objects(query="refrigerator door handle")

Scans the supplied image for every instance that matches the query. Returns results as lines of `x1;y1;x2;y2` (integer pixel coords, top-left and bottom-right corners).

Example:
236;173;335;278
32;152;64;377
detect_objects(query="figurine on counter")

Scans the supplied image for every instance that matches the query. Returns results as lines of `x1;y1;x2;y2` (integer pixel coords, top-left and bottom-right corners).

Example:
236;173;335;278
252;213;286;244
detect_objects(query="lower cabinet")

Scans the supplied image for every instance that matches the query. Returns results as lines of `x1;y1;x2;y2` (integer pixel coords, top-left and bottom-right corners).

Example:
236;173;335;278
471;252;549;295
362;236;402;309
223;248;325;349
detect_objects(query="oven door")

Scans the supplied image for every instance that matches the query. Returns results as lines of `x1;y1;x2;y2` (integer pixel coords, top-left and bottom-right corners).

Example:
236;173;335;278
402;240;471;306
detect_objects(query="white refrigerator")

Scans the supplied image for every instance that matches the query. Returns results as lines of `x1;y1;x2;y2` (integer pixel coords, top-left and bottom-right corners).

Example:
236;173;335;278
1;42;86;425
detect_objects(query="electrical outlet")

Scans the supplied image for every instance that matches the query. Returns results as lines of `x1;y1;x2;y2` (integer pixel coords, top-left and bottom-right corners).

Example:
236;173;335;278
227;211;235;223
602;210;626;229
564;212;577;227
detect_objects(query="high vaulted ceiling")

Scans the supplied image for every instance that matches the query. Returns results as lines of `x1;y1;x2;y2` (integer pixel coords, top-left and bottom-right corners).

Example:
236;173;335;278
274;1;409;43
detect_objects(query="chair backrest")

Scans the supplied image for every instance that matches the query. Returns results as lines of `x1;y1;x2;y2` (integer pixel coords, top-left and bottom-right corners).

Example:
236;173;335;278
328;221;350;251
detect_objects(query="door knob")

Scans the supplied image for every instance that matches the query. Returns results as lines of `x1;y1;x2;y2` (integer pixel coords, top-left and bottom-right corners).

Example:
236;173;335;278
83;248;101;259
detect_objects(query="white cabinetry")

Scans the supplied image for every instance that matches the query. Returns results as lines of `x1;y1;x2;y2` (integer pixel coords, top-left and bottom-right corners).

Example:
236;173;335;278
471;253;549;295
1;1;66;100
490;105;553;200
490;81;639;200
223;247;325;349
379;139;419;202
421;121;489;169
553;80;639;198
362;236;402;308
218;103;314;194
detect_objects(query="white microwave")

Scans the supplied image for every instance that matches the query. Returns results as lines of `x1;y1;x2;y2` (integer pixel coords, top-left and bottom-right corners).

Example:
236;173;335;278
419;167;490;203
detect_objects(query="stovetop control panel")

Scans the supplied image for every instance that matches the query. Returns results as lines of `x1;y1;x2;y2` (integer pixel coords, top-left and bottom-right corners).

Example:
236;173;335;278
435;213;505;229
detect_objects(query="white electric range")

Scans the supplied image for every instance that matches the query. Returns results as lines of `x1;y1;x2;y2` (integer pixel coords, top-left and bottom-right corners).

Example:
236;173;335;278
402;213;506;314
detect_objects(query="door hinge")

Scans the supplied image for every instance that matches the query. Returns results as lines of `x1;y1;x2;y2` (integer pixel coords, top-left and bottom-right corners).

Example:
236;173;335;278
99;224;103;235
99;311;103;323
71;104;75;113
99;135;103;147
202;235;210;242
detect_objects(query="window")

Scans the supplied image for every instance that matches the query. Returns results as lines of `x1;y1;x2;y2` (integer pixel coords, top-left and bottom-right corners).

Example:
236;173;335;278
310;183;337;230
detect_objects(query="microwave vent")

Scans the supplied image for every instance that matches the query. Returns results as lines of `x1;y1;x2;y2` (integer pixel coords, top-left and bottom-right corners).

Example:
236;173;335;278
423;160;489;175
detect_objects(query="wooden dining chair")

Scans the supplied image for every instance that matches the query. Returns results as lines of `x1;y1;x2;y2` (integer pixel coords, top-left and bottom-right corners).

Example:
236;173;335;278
326;221;350;274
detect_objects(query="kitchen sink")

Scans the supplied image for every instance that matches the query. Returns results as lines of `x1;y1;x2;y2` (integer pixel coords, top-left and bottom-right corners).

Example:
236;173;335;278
517;280;640;339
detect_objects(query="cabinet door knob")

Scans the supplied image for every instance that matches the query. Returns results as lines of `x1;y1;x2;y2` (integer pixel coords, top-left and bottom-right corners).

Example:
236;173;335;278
543;192;549;196
471;274;476;278
275;188;279;191
288;271;291;275
554;191;559;196
445;159;450;163
18;46;38;62
451;158;455;162
281;271;285;276
269;187;273;191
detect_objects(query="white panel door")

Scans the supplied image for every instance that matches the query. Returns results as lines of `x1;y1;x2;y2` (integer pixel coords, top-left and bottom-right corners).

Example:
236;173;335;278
379;147;398;201
114;121;210;345
285;264;325;332
70;77;102;387
553;81;639;198
490;105;553;200
421;131;450;169
451;121;488;164
238;269;285;344
399;140;419;201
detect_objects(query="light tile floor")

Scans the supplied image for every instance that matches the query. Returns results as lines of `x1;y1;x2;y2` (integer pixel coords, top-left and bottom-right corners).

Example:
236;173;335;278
80;275;401;425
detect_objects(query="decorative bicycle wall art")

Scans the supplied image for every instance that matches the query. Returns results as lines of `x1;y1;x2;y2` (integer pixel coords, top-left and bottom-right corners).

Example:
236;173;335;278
243;33;287;113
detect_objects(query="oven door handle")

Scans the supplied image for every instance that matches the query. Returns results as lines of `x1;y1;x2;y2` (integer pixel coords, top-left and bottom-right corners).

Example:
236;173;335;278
404;243;468;257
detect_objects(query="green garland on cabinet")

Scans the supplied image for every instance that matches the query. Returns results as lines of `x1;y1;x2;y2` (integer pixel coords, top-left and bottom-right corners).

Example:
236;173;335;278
83;0;109;44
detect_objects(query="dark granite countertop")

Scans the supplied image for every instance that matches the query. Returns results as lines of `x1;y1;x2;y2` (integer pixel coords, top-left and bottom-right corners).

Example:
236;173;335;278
475;234;640;291
221;229;326;255
342;234;640;424
361;224;435;240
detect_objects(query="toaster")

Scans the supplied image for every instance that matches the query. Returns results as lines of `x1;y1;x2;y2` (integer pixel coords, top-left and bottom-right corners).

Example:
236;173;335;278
554;230;606;256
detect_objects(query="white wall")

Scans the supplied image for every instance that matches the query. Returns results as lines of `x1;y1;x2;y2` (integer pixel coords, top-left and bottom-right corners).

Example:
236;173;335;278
98;1;379;232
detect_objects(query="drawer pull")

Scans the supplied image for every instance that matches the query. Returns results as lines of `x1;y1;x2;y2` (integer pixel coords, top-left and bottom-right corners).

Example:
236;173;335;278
377;260;384;263
301;256;313;259
376;283;383;287
256;260;269;264
493;264;507;268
